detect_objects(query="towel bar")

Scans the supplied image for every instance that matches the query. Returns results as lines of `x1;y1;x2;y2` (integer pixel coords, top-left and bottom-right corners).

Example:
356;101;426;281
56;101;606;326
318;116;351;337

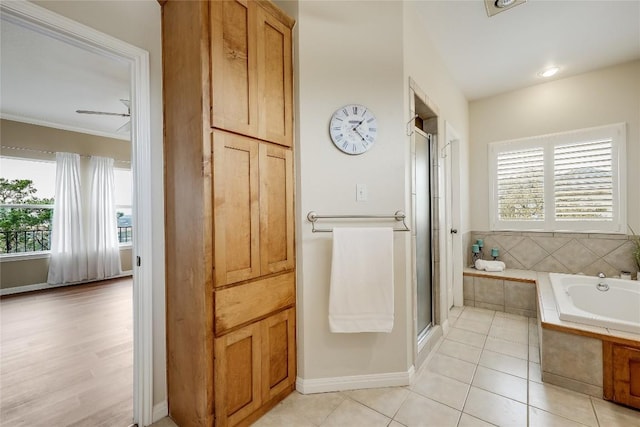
306;211;410;233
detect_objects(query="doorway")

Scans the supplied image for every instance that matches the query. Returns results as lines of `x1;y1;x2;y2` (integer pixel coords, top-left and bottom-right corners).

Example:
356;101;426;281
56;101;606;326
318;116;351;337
444;121;463;308
0;2;153;425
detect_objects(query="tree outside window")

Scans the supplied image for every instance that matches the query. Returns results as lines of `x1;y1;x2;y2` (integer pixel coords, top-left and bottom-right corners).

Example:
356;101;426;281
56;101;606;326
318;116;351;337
0;178;53;253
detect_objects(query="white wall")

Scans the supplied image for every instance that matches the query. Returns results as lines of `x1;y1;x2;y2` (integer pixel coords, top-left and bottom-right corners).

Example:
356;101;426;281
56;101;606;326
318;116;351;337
292;0;472;386
469;60;640;232
33;0;166;406
295;0;410;383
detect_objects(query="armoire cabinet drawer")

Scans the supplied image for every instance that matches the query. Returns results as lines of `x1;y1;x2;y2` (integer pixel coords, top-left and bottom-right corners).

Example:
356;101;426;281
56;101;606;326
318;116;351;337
214;271;294;335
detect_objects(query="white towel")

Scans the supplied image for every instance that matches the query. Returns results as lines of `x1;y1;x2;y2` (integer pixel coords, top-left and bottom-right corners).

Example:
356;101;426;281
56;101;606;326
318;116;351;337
475;259;506;272
329;227;394;333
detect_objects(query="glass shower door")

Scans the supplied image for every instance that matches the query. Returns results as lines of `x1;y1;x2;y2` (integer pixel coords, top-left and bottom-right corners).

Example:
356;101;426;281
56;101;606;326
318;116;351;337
415;131;433;338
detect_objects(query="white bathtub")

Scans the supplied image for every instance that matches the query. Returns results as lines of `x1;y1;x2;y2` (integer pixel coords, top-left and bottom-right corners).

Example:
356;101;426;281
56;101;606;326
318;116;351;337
549;273;640;335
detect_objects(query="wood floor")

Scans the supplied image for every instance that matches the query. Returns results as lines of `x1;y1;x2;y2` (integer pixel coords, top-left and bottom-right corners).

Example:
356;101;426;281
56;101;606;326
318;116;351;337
0;278;133;426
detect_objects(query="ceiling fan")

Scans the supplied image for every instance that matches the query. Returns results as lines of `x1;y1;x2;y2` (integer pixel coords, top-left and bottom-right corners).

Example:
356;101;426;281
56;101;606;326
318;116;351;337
76;99;131;133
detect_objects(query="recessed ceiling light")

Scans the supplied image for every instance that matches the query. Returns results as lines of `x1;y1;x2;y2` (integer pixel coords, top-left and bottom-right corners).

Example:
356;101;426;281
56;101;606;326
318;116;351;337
495;0;516;7
485;0;526;17
539;67;560;78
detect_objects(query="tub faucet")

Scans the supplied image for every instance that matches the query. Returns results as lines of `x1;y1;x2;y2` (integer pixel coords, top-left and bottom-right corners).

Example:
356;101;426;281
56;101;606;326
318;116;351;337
596;272;609;291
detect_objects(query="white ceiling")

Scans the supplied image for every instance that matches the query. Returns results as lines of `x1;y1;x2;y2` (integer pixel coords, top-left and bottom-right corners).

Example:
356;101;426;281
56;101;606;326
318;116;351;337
414;0;640;100
1;1;638;139
0;16;130;140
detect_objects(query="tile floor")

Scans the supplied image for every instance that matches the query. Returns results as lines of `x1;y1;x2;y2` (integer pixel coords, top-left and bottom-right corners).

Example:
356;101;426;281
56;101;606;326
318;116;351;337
152;306;640;427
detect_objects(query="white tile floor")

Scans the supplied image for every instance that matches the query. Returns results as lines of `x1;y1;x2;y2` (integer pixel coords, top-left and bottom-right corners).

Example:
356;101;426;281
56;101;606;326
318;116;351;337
152;306;640;427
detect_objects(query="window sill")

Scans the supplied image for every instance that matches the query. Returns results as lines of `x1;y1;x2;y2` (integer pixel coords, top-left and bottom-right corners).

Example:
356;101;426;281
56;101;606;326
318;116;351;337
0;245;132;262
0;251;50;262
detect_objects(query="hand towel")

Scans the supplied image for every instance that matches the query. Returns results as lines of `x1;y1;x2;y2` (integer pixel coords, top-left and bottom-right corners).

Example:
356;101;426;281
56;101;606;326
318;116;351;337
475;259;506;272
329;227;394;333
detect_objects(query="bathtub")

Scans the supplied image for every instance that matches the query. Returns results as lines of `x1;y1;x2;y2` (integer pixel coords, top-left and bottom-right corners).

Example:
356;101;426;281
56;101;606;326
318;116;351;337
549;273;640;335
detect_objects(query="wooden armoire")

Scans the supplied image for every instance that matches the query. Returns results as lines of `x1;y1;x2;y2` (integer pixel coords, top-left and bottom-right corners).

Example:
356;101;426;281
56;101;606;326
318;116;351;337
161;1;295;426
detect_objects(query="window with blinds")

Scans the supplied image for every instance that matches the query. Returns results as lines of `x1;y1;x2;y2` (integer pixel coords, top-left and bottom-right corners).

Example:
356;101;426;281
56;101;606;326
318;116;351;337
489;123;626;233
497;147;544;221
554;139;613;220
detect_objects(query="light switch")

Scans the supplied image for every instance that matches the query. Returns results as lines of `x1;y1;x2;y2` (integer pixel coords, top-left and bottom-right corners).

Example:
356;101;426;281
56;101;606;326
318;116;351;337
356;184;367;201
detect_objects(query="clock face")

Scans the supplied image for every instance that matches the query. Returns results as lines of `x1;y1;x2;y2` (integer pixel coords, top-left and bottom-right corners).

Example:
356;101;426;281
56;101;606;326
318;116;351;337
329;104;377;155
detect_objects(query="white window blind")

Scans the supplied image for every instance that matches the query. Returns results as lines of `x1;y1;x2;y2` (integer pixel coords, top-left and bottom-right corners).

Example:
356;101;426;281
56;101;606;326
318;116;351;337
497;147;544;221
554;139;613;220
489;123;626;233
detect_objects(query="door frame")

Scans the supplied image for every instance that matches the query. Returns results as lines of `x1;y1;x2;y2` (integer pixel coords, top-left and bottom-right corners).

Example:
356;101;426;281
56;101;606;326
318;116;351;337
444;121;463;307
0;2;154;425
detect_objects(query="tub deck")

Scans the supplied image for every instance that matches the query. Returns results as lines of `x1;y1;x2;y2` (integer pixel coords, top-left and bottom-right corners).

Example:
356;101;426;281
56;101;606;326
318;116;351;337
464;267;640;347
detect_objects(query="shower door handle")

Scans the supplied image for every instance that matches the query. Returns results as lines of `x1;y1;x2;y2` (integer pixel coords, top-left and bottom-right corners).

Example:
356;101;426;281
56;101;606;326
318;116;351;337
450;228;458;234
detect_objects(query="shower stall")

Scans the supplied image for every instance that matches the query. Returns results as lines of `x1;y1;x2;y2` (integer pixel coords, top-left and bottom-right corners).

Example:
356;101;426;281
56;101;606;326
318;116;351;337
414;128;436;343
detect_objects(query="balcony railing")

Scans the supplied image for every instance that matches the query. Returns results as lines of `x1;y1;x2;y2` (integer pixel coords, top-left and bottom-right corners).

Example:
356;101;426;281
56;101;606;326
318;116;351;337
0;229;51;253
118;226;133;244
0;226;133;254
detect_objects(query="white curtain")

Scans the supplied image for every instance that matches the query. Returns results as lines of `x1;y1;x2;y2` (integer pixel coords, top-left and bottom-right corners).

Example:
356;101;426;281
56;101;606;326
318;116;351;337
48;152;87;284
87;156;122;280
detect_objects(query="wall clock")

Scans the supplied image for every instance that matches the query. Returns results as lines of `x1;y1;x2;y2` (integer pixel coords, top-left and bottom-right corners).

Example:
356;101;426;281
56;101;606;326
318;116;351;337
329;104;378;155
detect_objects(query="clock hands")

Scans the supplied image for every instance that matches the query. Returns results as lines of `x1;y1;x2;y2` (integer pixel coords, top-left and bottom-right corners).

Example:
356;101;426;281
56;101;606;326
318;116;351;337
353;125;366;140
350;117;367;140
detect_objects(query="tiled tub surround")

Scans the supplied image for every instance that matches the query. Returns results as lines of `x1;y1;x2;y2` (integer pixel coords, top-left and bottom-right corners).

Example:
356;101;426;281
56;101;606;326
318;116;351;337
537;273;640;404
468;231;639;278
463;268;538;318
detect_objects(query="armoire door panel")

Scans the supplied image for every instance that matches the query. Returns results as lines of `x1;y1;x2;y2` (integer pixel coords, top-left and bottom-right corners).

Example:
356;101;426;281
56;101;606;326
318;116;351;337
213;131;260;286
211;0;259;136
259;144;294;274
261;308;296;401
257;6;292;147
215;323;262;426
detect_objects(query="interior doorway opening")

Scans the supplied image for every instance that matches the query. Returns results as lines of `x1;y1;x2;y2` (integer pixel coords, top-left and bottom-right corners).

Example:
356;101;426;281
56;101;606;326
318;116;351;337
0;2;154;425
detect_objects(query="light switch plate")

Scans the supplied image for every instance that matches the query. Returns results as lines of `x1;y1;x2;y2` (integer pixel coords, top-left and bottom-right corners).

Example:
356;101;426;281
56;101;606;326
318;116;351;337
356;184;367;201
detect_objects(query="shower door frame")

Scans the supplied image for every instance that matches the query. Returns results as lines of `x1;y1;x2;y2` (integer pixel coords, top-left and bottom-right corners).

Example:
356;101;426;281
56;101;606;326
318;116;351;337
408;78;444;369
414;127;436;344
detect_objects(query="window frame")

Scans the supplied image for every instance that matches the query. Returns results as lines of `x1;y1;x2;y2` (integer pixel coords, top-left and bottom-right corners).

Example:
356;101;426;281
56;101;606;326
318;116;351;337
488;123;627;233
0;157;134;257
116;204;133;247
0;203;54;257
0;155;57;258
113;166;133;248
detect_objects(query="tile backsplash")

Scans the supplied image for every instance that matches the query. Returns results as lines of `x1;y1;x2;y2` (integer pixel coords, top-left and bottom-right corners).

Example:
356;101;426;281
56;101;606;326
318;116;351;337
469;231;639;278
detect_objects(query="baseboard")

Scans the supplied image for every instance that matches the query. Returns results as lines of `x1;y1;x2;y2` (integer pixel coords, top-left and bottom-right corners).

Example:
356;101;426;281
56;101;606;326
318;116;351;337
295;366;415;394
152;400;169;423
441;318;451;335
0;271;134;296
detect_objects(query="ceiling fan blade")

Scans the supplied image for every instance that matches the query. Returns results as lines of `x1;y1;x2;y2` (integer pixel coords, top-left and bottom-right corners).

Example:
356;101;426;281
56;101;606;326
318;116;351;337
76;109;130;117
